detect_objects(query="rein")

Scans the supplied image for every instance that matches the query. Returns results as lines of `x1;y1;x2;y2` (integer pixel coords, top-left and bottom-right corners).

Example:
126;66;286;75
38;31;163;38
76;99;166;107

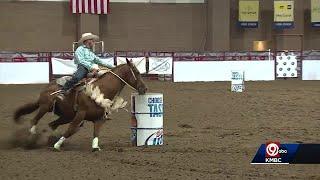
101;65;138;91
109;71;137;91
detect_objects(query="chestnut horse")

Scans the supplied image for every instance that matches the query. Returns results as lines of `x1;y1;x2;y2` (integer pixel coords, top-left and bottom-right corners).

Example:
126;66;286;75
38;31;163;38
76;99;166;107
14;59;147;151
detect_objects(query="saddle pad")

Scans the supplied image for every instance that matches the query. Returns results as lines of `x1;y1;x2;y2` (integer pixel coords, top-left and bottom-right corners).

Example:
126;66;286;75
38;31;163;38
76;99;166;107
56;76;72;86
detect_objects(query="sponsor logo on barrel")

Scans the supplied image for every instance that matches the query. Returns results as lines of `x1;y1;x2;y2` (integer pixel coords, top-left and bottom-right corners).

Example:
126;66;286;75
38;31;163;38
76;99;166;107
147;97;163;117
231;71;245;92
145;129;163;145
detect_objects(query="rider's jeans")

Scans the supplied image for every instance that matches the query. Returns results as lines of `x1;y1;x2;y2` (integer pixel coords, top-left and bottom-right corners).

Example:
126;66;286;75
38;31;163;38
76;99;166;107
62;64;89;91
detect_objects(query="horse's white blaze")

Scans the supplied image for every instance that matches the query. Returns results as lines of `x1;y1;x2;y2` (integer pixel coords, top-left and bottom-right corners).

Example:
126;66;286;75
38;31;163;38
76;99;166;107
30;125;37;135
54;136;66;150
92;137;99;149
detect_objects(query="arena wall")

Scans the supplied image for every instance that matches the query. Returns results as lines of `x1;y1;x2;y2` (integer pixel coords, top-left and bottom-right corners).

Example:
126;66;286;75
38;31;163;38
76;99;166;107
0;1;320;51
100;3;206;51
0;2;77;51
173;60;275;82
0;62;49;84
230;0;320;51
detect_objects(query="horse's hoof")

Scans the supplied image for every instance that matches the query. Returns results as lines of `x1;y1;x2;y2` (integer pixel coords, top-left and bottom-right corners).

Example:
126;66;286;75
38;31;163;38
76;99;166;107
105;117;112;121
92;147;101;152
53;143;62;151
52;147;61;152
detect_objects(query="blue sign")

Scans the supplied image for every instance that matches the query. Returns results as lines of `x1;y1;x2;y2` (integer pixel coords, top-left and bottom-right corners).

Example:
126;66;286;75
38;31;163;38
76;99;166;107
239;22;258;28
147;97;163;117
252;143;320;164
274;22;294;29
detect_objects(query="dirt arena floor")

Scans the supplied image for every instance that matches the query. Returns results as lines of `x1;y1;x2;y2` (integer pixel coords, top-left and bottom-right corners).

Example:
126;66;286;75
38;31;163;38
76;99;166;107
0;79;319;179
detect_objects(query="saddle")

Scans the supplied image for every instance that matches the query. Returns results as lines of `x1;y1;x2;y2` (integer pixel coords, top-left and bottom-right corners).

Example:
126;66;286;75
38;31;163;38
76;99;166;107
54;69;112;111
56;69;111;88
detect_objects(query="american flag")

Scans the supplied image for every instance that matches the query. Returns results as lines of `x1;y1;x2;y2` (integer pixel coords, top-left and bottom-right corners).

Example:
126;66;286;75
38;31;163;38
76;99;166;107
70;0;110;14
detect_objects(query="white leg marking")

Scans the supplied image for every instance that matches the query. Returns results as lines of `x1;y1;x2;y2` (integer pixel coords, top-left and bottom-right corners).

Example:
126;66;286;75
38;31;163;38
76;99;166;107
54;136;66;150
30;125;37;135
92;137;100;150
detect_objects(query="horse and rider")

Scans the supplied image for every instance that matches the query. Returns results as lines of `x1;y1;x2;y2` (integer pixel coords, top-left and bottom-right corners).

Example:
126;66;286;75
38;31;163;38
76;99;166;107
13;33;148;151
58;32;113;99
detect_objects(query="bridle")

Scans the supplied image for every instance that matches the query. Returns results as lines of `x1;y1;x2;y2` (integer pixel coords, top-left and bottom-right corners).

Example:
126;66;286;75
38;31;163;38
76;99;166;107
129;67;137;81
106;64;138;91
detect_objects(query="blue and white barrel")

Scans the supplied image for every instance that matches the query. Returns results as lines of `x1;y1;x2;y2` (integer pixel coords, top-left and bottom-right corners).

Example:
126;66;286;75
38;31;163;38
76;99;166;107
131;93;163;146
231;70;245;92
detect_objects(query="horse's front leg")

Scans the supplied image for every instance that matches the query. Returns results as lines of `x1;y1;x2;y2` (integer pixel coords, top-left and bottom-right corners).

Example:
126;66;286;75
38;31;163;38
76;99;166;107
53;111;86;150
92;117;107;152
47;116;71;147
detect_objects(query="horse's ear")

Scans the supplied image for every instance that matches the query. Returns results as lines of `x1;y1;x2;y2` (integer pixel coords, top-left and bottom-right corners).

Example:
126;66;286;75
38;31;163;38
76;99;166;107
126;58;133;67
126;58;130;64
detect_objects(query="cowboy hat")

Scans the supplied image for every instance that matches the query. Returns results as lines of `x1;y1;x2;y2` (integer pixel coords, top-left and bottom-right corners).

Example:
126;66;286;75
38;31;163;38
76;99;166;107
78;32;99;44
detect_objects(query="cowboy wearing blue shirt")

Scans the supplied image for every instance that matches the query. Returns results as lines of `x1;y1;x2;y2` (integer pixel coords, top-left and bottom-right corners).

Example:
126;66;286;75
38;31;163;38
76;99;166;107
59;33;113;98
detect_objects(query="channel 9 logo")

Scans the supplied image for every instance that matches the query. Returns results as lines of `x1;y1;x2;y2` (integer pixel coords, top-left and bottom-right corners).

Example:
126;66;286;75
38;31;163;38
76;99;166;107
265;141;287;163
252;141;320;164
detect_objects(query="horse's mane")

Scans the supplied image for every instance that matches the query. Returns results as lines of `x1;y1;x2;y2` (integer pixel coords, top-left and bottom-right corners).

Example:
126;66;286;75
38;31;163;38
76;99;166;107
111;63;127;71
98;63;127;79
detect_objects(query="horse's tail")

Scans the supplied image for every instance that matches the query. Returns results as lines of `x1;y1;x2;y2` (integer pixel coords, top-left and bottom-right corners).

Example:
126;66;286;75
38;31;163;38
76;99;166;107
13;101;39;123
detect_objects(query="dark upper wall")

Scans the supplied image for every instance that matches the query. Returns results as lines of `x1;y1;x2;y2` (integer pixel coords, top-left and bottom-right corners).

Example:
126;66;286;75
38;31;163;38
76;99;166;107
230;0;319;51
100;3;206;51
0;1;319;52
0;2;77;51
0;2;206;52
304;0;320;50
206;0;230;51
230;0;274;51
